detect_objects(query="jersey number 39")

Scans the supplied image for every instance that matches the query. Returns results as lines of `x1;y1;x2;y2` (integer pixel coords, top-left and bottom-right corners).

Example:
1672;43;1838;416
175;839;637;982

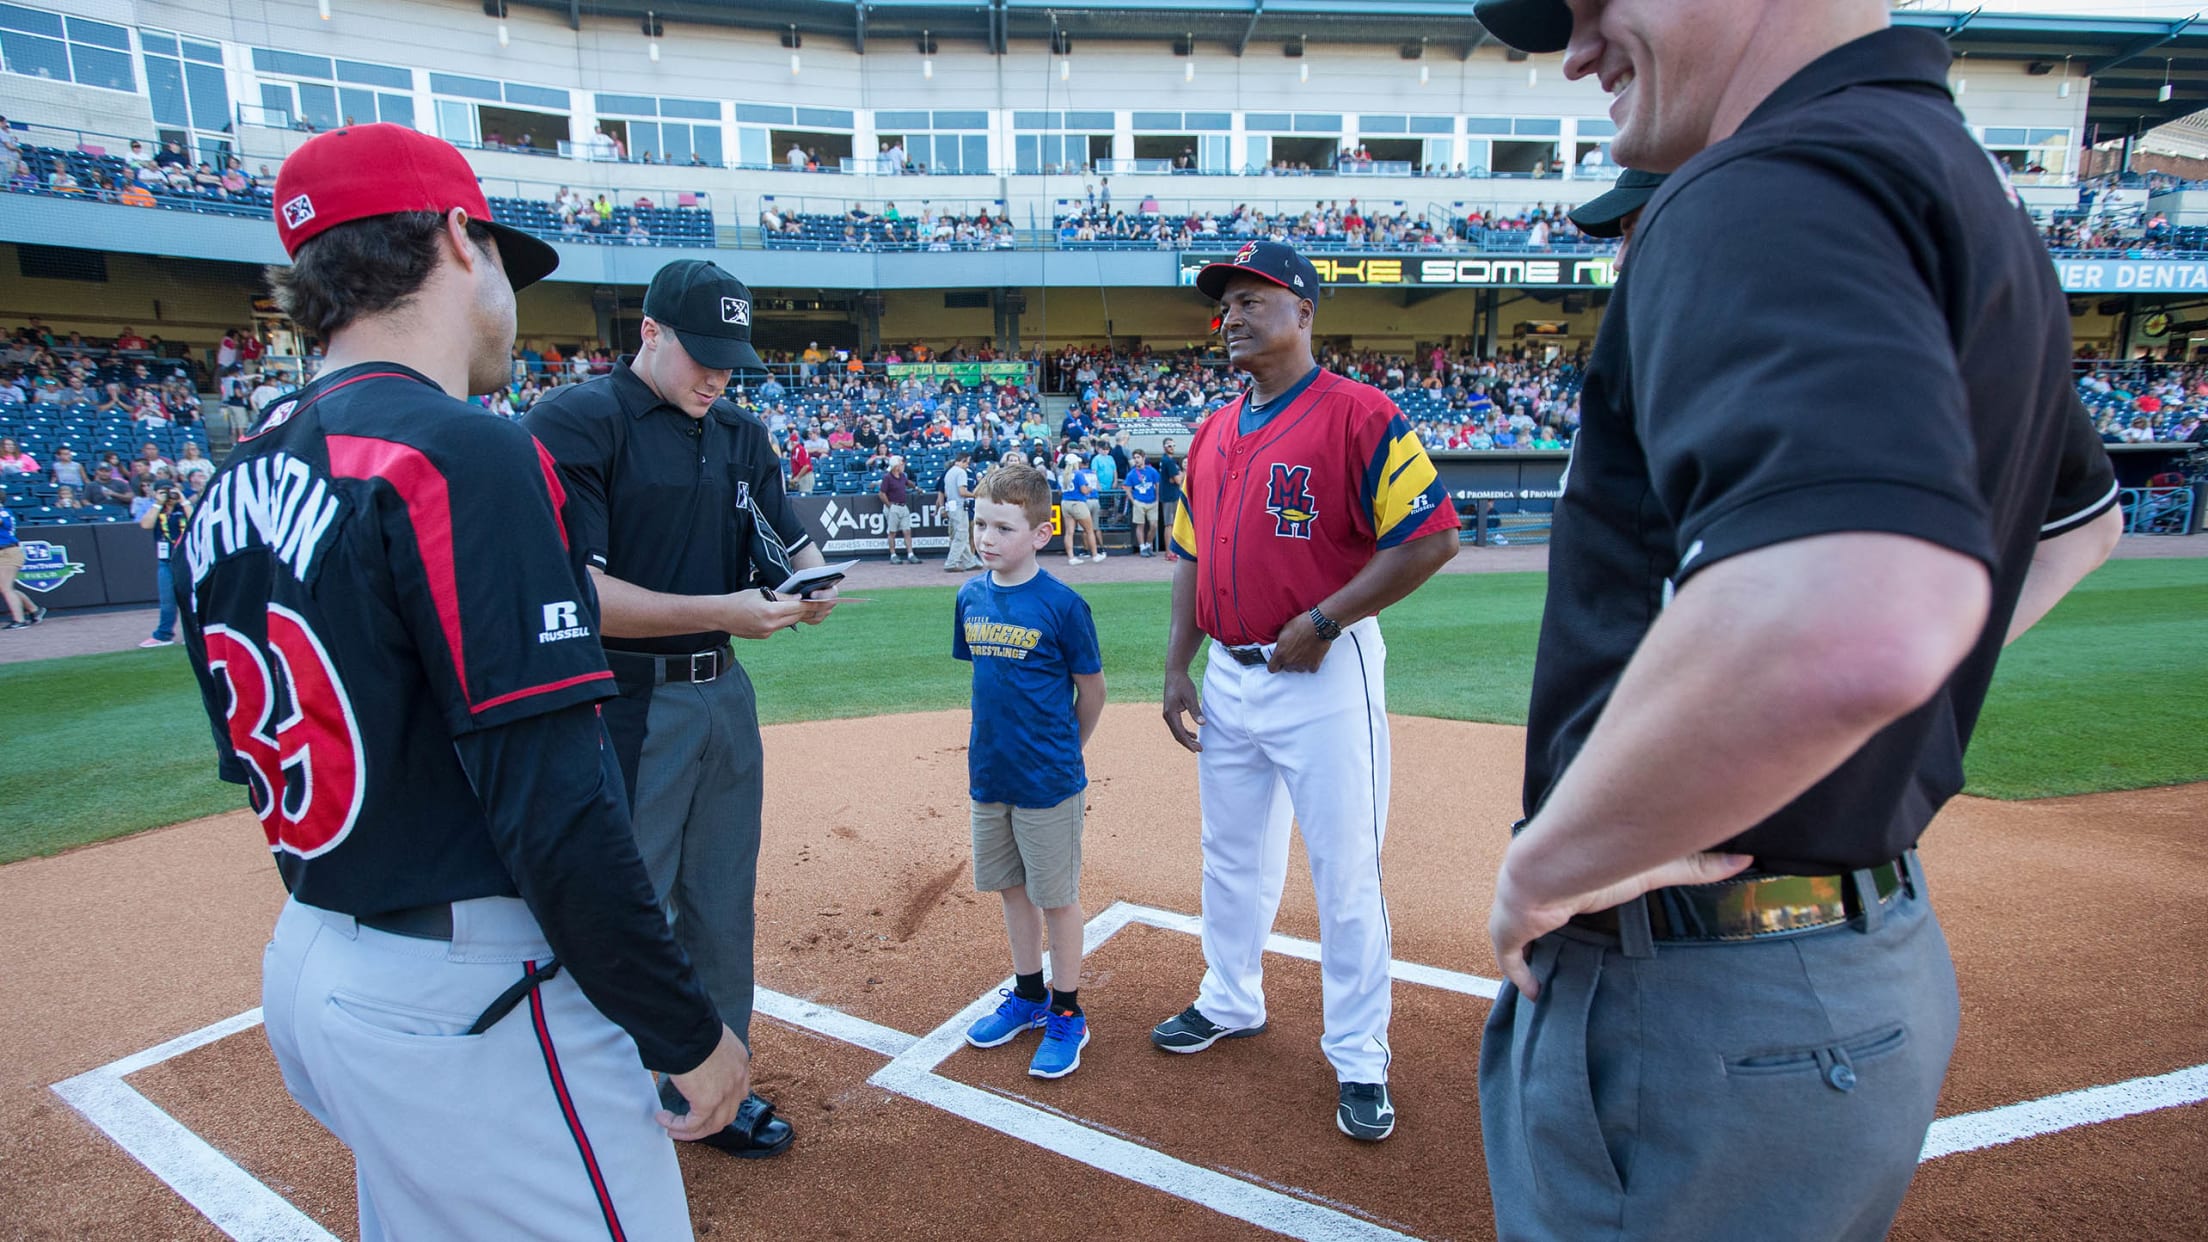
204;605;367;859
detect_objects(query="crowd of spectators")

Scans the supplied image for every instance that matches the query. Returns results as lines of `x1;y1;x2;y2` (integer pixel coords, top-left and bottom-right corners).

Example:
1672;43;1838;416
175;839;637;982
3;118;275;211
1052;192;1593;252
2076;361;2208;445
759;201;1017;251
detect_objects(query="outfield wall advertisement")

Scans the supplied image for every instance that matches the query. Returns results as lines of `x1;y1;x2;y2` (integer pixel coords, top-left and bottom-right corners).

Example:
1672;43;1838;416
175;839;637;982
1178;253;1619;289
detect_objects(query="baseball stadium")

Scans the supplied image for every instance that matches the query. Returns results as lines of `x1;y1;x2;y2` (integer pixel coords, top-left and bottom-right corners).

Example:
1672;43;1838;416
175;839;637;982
0;0;2205;1237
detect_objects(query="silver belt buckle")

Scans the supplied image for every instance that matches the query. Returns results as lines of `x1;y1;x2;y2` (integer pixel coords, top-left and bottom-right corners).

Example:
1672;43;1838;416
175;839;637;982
689;649;720;683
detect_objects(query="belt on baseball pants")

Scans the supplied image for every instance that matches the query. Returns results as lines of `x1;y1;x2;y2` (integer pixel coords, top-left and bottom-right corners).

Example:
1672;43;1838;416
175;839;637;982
357;903;565;1034
604;643;733;685
1223;644;1270;667
1568;852;1917;950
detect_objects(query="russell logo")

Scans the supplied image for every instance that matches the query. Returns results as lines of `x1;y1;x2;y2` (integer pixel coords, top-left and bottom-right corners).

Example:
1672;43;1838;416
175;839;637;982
17;540;85;593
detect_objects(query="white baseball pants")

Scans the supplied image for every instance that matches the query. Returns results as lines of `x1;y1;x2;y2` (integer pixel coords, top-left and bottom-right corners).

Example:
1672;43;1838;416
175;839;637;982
262;896;693;1242
1193;616;1394;1084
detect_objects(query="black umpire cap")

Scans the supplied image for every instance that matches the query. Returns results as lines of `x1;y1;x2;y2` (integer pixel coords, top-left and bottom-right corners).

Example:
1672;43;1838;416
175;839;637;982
1569;169;1669;239
643;259;766;374
1473;0;1571;54
1196;239;1322;303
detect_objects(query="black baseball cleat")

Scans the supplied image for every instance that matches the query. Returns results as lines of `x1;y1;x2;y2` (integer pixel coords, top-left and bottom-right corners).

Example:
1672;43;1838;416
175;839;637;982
660;1079;795;1159
1150;1005;1267;1053
1337;1081;1395;1142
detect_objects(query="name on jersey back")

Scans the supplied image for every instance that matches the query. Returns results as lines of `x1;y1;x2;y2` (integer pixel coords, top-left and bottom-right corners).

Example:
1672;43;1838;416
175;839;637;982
184;452;344;587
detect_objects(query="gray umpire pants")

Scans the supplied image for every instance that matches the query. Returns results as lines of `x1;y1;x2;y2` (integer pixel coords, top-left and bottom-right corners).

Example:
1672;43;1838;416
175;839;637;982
1480;861;1960;1242
944;501;984;570
627;664;765;1047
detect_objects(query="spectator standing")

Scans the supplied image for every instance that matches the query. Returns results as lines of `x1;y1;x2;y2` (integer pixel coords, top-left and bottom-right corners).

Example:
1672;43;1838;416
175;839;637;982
940;447;983;572
879;454;918;564
1156;437;1184;560
136;481;190;647
49;445;89;491
0;501;44;629
1125;450;1161;556
1059;453;1104;564
786;433;816;495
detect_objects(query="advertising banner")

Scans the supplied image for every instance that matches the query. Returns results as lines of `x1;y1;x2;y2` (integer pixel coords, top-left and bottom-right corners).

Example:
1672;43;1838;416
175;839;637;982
884;362;1033;386
2051;259;2208;293
1179;253;1619;290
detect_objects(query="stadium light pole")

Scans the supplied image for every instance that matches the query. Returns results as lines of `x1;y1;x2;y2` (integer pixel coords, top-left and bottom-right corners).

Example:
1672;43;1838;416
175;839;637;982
317;0;330;19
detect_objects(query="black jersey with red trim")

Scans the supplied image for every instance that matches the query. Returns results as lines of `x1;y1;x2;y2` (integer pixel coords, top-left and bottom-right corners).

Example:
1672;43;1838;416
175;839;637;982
178;363;618;912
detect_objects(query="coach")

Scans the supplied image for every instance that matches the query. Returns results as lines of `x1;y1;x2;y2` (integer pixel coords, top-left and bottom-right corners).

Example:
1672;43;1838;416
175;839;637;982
526;259;836;1161
1472;2;2122;1238
1156;240;1459;1142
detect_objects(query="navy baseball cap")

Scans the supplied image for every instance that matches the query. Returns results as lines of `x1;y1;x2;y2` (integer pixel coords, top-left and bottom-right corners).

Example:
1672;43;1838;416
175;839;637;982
642;260;765;374
1569;169;1668;238
1197;240;1321;303
1474;0;1571;54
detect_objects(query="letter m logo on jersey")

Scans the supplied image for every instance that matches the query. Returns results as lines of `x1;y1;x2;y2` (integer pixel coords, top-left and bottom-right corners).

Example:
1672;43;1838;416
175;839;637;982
1265;463;1319;539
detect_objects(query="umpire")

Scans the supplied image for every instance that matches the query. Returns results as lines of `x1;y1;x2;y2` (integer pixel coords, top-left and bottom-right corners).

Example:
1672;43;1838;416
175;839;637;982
527;259;835;1160
1473;2;2122;1239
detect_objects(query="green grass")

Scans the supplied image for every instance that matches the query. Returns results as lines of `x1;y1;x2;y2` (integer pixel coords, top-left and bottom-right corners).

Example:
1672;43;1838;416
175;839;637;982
3;559;2202;863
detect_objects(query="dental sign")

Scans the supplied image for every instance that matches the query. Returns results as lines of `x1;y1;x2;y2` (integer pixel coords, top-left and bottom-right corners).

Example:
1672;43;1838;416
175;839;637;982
1180;254;1619;290
2052;260;2208;293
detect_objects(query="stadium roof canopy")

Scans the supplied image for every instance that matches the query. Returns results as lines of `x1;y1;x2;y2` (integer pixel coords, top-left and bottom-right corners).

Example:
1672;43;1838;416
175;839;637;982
506;2;2208;138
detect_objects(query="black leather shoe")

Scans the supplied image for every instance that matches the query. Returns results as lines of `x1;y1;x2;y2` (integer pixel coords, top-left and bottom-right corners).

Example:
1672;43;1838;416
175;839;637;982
659;1079;795;1159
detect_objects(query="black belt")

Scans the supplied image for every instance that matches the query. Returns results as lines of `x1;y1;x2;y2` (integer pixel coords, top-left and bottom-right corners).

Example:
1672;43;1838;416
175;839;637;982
1223;643;1269;667
1570;853;1915;945
605;643;732;685
355;902;563;1034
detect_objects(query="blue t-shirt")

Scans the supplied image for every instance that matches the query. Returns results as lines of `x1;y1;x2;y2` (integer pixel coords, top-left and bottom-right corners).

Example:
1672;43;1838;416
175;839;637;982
1126;465;1160;504
1093;454;1117;492
954;569;1102;808
0;506;16;549
1071;468;1100;502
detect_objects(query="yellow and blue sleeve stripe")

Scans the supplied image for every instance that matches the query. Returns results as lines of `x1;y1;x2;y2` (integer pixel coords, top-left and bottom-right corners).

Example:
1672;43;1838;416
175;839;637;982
1363;414;1455;547
1169;490;1199;560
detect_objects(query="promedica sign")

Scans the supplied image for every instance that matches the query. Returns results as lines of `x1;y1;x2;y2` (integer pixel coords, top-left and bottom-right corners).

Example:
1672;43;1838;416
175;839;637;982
1178;253;1619;289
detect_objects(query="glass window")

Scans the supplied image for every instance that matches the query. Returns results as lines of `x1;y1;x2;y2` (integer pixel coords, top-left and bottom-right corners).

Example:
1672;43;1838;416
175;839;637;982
68;42;132;90
1246;113;1294;133
64;16;127;50
962;134;987;171
334;59;409;89
1;30;69;80
1465;116;1512;135
186;60;229;131
1015;111;1057;130
504;81;566;110
436;98;476;144
1065;111;1113;129
692;126;722;166
139;30;177;56
146;56;189;127
661;123;691;164
934;110;987;130
255;49;333;79
597;92;655;115
180;39;221;64
1577;118;1617;137
1513;118;1561;136
2028;128;2068;146
737;125;767;166
1199;133;1230;169
1016;133;1040;173
260;82;295;126
197;135;231;164
735;103;791;124
1409;115;1454;135
429;72;499;101
794;106;851;128
661;97;717;120
378;92;412;129
1132;111;1178;130
627;120;659;157
0;4;62;37
1186;111;1231;132
1294;114;1341;132
297;82;339;130
339;87;377;126
877;110;929;130
1361;115;1407;133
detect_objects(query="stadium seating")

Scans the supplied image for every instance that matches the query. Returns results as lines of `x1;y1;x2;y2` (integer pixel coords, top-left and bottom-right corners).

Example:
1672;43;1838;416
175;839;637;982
485;196;715;247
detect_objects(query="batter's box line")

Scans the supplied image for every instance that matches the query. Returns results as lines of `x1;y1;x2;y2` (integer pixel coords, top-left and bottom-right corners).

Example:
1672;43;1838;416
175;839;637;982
43;908;2208;1242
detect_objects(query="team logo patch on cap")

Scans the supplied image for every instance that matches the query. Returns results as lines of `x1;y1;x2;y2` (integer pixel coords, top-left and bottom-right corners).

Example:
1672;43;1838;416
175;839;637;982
722;296;751;326
1234;242;1259;265
281;194;316;229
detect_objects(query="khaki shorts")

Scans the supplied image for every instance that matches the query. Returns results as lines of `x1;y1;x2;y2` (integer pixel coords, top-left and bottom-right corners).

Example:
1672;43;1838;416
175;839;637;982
1059;499;1095;529
971;792;1084;909
883;503;913;533
1130;499;1159;525
0;544;22;574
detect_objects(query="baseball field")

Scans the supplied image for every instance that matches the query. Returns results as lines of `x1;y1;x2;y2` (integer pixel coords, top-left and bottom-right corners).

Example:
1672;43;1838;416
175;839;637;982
1;549;2203;1238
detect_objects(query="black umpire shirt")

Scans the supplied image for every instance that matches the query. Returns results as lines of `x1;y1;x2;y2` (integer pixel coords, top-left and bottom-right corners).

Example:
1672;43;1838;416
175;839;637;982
1524;28;2119;874
525;359;814;658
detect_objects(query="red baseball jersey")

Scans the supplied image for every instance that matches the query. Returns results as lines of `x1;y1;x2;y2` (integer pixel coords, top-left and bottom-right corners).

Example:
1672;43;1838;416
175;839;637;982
1171;370;1458;645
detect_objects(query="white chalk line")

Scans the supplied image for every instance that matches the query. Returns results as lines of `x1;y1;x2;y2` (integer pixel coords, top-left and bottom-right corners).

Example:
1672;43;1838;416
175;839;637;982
45;903;2208;1242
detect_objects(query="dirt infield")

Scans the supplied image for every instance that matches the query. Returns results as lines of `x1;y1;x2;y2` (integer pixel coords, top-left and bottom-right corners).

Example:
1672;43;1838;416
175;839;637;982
2;708;2203;1240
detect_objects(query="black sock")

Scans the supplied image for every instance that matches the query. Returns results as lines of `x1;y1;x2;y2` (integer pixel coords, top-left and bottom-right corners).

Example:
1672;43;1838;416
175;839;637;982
1014;971;1046;1002
1050;987;1081;1015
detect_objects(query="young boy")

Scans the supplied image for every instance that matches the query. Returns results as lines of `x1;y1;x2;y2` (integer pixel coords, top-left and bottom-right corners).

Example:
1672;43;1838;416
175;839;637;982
954;463;1107;1078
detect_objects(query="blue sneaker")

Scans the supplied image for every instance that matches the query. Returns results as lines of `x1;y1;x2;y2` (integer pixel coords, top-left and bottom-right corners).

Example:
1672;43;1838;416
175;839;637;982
965;990;1049;1048
1028;1008;1090;1079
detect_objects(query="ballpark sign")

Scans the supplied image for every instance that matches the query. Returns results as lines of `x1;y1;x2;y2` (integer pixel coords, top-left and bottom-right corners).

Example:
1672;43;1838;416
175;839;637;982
2052;260;2208;292
15;539;85;592
1179;253;1619;289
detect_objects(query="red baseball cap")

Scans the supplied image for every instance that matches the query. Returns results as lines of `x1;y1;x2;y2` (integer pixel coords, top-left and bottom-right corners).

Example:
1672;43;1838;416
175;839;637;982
271;123;559;290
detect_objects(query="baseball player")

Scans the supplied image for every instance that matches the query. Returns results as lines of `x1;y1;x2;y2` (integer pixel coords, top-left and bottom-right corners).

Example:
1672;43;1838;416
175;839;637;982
1473;3;2124;1238
176;124;748;1240
1157;240;1461;1141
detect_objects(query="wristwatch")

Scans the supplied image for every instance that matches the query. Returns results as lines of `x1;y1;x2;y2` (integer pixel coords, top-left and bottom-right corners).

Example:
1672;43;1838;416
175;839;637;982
1307;606;1343;642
